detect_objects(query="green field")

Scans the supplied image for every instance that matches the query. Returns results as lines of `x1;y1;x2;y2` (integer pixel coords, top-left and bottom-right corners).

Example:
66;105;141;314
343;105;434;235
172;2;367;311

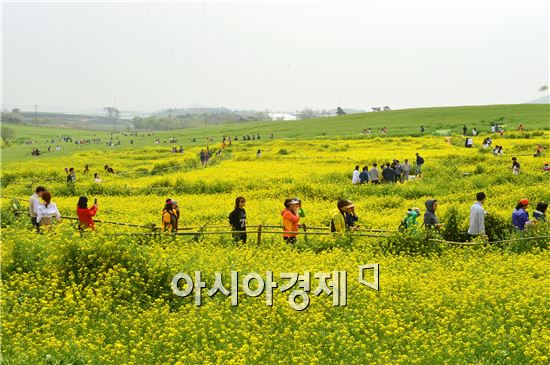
2;104;548;163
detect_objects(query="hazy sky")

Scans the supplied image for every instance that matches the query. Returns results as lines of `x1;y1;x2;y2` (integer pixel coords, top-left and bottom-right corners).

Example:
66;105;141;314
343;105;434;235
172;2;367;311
2;0;549;113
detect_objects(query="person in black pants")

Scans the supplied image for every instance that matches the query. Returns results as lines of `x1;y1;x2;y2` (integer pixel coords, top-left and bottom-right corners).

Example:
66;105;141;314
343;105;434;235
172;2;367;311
229;196;247;243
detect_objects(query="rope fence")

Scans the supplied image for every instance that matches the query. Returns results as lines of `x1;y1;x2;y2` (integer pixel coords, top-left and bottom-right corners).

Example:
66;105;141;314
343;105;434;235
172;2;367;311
428;235;550;246
3;196;549;246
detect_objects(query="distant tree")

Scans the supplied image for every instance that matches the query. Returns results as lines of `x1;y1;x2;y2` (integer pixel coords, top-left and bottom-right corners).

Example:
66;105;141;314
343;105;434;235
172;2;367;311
298;108;318;119
336;107;346;115
320;109;330;117
1;126;16;145
1;112;23;124
11;108;20;113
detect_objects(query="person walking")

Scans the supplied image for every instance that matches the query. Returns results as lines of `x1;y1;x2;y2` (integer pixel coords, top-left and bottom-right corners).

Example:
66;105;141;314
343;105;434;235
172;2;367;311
468;192;487;237
359;166;369;184
369;163;380;184
352;165;361;185
424;199;442;229
66;167;76;185
402;159;411;181
415;153;424;177
382;163;396;183
399;208;421;231
512;199;529;231
394;160;403;183
229;196;247;243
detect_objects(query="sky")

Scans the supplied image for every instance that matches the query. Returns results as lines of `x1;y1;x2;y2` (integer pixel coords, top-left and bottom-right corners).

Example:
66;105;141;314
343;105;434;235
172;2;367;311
2;0;549;113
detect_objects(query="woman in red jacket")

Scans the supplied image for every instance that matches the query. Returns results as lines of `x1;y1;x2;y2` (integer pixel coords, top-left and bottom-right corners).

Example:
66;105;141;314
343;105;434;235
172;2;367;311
77;196;98;230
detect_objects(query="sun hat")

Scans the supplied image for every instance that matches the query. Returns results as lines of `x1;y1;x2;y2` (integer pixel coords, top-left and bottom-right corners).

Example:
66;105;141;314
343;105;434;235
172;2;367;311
343;200;355;209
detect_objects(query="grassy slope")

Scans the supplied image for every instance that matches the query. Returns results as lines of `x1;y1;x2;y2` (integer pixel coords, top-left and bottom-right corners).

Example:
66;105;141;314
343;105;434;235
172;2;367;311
1;104;548;163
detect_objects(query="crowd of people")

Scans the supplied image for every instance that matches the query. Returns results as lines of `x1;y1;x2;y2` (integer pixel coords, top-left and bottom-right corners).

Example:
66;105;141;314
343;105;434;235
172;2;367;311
352;153;423;184
25;185;548;245
59;165;116;186
28;186;99;233
171;146;184;153
467;193;547;235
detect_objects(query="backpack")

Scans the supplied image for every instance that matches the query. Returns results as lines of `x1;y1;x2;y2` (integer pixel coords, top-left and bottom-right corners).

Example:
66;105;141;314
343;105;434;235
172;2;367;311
162;210;172;224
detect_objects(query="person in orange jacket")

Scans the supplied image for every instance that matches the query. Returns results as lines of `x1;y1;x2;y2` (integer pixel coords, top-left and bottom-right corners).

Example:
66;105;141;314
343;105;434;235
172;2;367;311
282;198;300;244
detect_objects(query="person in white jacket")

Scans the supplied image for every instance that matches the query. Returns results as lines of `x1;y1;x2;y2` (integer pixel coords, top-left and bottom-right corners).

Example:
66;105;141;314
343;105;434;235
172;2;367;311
351;165;361;184
36;191;61;230
29;186;47;230
468;192;487;236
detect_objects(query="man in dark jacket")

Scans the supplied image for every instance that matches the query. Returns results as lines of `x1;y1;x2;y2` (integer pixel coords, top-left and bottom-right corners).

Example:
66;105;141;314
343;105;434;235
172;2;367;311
424;199;441;229
415;153;425;177
382;163;396;183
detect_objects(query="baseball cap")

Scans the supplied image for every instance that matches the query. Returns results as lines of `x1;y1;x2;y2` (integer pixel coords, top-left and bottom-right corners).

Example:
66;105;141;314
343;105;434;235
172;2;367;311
519;199;529;205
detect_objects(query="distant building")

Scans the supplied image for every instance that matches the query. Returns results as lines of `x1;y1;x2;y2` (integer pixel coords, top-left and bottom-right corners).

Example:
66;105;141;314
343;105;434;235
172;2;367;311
269;113;298;121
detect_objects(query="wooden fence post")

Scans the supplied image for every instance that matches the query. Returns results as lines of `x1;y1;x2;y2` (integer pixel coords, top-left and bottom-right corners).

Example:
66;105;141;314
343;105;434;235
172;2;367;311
201;224;207;240
257;224;262;245
303;223;308;242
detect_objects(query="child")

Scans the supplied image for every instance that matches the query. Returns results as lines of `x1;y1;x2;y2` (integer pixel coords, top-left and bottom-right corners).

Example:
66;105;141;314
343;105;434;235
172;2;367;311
399;207;421;231
512;157;520;175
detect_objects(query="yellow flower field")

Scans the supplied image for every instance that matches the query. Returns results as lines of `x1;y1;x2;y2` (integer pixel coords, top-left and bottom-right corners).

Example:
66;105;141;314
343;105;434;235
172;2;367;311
1;133;549;364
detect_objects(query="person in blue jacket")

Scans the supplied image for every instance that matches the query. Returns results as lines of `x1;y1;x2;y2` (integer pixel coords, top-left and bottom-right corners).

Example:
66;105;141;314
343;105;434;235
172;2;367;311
512;199;530;231
359;166;369;184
